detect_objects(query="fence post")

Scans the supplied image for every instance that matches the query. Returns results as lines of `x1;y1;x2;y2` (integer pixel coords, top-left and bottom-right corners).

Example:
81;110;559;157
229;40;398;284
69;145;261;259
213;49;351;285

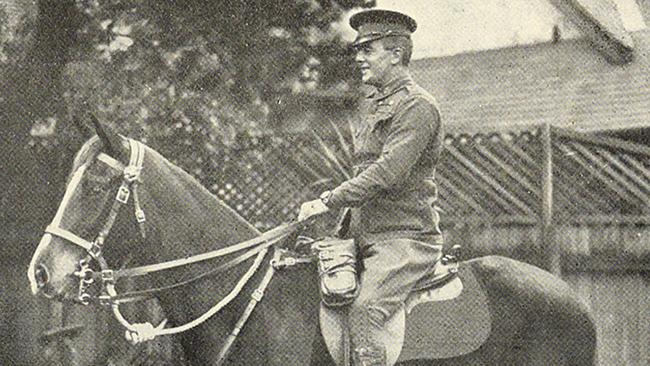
541;124;561;275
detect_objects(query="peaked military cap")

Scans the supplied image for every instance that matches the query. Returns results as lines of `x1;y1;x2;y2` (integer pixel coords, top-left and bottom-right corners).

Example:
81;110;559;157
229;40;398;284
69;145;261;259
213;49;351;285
350;9;417;48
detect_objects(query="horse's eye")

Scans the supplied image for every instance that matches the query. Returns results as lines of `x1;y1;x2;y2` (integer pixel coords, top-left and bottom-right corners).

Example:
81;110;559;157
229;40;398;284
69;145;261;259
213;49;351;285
82;182;104;195
83;175;110;195
90;184;105;194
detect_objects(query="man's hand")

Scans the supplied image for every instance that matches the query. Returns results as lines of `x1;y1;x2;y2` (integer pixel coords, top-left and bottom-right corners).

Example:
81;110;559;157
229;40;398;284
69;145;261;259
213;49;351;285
298;198;330;222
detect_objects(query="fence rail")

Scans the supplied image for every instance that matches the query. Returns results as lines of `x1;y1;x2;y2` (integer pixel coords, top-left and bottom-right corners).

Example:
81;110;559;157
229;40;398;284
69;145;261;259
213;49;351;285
156;125;650;274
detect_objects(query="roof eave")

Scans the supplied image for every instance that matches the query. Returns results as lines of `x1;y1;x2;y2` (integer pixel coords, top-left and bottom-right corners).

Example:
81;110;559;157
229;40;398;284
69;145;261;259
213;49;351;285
549;0;635;65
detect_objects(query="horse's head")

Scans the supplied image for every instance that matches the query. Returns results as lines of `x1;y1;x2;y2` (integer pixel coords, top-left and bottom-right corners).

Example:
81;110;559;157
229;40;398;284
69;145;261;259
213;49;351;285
28;115;260;306
27;121;144;303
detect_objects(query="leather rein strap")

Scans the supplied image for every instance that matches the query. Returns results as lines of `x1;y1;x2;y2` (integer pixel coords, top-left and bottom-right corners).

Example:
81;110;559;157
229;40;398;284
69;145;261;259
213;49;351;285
115;220;302;280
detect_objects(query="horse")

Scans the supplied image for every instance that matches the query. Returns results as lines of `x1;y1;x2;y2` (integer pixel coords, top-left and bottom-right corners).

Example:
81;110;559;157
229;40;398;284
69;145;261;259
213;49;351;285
28;127;597;365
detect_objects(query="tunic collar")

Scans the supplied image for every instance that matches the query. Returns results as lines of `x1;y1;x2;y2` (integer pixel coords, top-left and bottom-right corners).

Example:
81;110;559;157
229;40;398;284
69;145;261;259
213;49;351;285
367;74;413;101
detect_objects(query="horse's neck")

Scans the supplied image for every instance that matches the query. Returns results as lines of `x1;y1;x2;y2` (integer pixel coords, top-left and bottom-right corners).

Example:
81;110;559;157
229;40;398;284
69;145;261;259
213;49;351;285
138;151;268;323
143;152;260;260
139;150;324;365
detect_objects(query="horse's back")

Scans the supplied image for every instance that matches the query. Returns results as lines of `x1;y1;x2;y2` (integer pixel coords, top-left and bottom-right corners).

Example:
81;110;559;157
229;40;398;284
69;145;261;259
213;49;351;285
466;255;597;366
314;255;597;366
467;255;593;321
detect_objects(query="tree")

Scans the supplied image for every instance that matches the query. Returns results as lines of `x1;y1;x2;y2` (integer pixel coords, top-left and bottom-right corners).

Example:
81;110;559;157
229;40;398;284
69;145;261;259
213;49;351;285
0;0;81;260
50;0;370;193
1;0;374;257
64;0;371;136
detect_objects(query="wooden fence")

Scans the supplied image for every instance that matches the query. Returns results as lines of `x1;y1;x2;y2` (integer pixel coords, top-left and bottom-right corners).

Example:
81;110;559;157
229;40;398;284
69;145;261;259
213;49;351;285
169;125;650;365
436;125;650;272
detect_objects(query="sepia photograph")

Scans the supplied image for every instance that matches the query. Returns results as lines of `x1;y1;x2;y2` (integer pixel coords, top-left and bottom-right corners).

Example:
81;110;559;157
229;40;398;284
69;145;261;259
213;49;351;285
1;0;648;365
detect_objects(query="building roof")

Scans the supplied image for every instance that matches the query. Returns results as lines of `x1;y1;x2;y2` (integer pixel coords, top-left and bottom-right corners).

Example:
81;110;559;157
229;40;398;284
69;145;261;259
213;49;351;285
410;30;650;134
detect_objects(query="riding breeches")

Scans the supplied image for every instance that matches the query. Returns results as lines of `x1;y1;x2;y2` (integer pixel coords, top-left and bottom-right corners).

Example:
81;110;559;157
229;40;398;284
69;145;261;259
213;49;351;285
349;237;442;366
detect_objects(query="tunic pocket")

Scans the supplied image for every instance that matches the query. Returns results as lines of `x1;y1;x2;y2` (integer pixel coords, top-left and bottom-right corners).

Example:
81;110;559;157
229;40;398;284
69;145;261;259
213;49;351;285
361;109;393;155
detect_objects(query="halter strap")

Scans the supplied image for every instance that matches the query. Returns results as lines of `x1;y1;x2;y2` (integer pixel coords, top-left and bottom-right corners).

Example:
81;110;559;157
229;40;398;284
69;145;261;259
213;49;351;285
46;141;147;254
44;139;148;303
97;153;124;171
45;225;93;252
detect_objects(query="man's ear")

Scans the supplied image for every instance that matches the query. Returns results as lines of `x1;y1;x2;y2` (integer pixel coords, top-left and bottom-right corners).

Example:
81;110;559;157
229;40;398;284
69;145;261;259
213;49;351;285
88;113;128;161
390;47;403;65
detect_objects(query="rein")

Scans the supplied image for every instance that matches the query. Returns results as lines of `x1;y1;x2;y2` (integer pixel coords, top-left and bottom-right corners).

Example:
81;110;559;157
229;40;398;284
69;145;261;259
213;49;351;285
42;138;311;363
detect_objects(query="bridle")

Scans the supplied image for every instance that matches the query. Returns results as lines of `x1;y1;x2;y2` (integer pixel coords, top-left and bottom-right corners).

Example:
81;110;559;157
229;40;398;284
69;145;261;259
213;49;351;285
44;139;148;306
41;138;310;364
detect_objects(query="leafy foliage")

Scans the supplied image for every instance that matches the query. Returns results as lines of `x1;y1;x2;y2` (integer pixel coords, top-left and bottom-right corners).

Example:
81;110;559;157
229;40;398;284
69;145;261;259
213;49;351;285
3;0;371;231
66;0;370;134
54;0;373;185
0;0;36;65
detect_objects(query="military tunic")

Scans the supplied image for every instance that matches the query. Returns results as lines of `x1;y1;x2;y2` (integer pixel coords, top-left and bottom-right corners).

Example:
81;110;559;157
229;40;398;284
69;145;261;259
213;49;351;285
323;74;445;364
327;75;443;244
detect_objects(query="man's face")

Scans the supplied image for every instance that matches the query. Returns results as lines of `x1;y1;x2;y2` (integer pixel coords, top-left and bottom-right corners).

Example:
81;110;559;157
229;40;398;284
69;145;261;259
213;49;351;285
355;40;394;87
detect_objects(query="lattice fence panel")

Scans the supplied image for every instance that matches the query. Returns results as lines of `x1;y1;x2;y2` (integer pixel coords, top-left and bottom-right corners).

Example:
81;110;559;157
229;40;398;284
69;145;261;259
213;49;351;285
180;133;352;230
552;128;650;220
175;127;650;229
437;131;543;222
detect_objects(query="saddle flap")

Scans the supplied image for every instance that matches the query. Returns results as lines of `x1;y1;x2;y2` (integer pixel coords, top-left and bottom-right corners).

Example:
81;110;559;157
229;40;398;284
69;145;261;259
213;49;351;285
398;265;491;362
320;306;349;366
319;265;491;365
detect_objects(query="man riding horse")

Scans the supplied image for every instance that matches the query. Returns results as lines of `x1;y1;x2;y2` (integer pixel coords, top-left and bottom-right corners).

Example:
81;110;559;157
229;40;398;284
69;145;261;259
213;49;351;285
298;9;444;366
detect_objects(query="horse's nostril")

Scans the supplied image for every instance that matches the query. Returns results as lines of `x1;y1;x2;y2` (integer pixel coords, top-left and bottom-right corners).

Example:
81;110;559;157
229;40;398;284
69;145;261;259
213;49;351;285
35;264;50;288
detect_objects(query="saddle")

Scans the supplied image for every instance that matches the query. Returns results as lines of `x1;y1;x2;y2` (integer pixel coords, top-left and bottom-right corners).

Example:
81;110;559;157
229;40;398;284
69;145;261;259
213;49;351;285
320;246;491;366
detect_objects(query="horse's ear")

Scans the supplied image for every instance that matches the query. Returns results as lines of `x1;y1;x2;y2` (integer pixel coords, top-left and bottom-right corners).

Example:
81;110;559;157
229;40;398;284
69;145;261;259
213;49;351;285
71;113;94;139
88;113;127;160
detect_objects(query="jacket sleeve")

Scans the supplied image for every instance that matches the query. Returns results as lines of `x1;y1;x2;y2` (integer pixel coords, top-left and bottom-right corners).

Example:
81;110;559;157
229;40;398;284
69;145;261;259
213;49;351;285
326;97;440;209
